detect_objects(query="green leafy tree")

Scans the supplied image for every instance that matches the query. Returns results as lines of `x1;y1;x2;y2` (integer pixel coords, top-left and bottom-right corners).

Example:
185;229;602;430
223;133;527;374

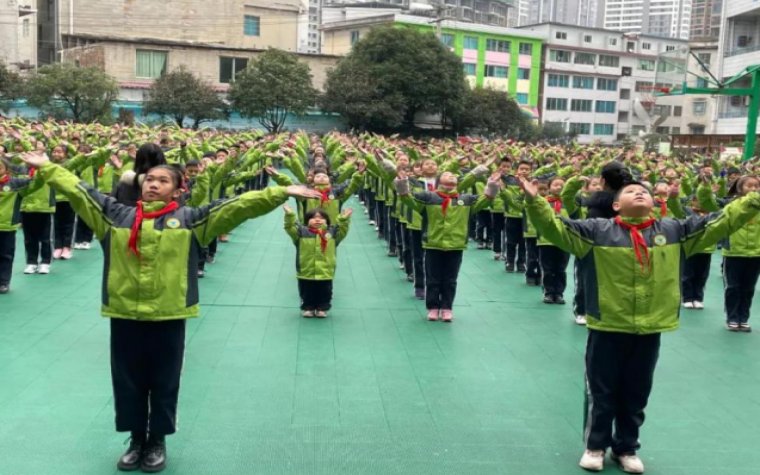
229;49;317;134
323;26;468;132
455;87;530;137
25;63;118;122
0;62;23;113
144;66;228;129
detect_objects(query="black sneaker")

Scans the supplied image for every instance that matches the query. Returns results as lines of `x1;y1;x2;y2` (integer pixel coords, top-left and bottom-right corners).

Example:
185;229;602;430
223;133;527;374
0;284;8;294
197;269;205;278
554;295;566;305
387;250;398;257
543;295;554;304
740;322;752;333
406;274;414;282
516;264;527;273
505;263;515;273
140;437;166;473
117;436;144;471
206;255;215;264
727;321;740;332
526;277;541;286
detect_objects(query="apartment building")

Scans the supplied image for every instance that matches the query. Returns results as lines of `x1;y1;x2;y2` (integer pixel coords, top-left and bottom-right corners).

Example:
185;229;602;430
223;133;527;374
0;0;37;71
602;0;692;40
519;23;690;144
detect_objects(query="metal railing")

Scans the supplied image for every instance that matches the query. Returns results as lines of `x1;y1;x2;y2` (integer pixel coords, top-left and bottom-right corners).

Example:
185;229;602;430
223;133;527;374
724;44;760;57
718;111;749;119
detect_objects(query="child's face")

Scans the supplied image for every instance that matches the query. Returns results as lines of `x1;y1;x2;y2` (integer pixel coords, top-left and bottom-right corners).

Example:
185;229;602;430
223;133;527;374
516;164;531;177
421;159;438;175
653;184;668;198
308;213;327;228
498;162;511;174
741;177;760;195
141;168;181;203
587;178;602;192
537;183;549;197
439;172;458;190
51;146;66;162
313;173;330;186
186;165;200;178
613;184;654;218
549;179;564;195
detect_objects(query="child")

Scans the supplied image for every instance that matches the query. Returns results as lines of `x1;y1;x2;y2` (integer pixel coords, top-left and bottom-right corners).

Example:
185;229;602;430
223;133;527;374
536;176;570;304
519;176;760;474
20;152;56;275
18;151;320;473
503;159;532;272
395;170;501;322
284;205;351;318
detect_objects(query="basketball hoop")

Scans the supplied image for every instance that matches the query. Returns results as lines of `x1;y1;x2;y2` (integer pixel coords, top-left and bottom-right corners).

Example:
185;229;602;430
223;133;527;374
639;86;656;111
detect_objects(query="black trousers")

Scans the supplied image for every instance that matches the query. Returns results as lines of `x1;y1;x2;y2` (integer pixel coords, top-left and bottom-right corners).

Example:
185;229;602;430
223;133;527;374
525;237;541;280
387;213;398;253
298;279;333;310
401;225;413;276
53;201;76;249
424;249;463;310
573;259;586;316
475;210;491;244
21;212;52;265
723;256;760;324
75;216;94;243
208;237;218;257
366;191;376;222
0;230;16;286
584;330;660;455
491;213;505;255
111;318;186;436
375;201;387;239
682;253;712;303
410;229;425;290
505;217;526;267
540;244;570;296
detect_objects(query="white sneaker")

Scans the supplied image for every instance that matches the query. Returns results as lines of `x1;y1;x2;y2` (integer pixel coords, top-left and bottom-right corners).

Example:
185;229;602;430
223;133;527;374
81;242;91;250
37;264;51;274
24;264;38;274
72;243;82;250
579;450;605;472
612;453;645;474
574;315;587;325
693;301;704;309
368;220;376;226
683;301;694;309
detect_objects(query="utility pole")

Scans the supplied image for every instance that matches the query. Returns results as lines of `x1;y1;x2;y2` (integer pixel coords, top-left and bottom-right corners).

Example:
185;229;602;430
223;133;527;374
430;0;451;39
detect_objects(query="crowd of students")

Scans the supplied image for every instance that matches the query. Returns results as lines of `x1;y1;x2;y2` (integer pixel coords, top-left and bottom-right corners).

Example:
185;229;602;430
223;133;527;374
2;117;760;474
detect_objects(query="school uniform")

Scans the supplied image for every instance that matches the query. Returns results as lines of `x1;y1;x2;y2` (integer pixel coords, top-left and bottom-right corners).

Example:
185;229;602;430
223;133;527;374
0;176;36;287
20;171;55;266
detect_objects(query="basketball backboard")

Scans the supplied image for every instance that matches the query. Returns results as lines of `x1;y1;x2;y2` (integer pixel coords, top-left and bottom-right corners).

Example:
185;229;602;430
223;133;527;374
654;45;720;96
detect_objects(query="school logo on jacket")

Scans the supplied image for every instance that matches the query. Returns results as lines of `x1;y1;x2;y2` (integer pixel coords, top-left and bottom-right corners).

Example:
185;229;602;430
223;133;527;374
2;186;10;192
457;200;464;206
653;234;667;246
328;194;335;200
324;232;332;240
166;218;181;229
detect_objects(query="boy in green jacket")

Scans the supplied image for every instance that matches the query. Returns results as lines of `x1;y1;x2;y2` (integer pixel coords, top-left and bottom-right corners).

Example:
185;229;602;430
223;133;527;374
519;176;760;474
17;151;320;474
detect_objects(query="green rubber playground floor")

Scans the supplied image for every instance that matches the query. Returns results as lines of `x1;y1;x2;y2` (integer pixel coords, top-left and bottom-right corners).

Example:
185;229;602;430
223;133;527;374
2;198;760;474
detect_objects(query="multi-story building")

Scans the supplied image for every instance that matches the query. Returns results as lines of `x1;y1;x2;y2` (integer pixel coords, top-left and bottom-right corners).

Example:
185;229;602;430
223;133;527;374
602;0;692;40
518;0;601;28
714;0;760;135
683;40;718;134
518;23;690;144
0;0;37;72
689;0;721;40
37;0;302;65
320;13;544;118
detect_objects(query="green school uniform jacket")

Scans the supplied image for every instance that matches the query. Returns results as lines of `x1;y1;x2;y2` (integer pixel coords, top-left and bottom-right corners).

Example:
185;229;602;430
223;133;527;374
0;177;38;231
38;162;290;321
400;190;491;251
697;185;760;257
526;193;760;334
20;177;55;214
284;210;350;280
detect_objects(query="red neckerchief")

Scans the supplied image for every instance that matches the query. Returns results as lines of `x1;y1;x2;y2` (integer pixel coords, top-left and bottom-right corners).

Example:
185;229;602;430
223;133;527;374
426;182;435;191
308;227;328;253
98;165;105;177
316;187;331;206
615;216;656;272
0;175;9;186
28;167;36;178
128;200;179;257
436;191;459;216
655;198;667;217
546;196;563;214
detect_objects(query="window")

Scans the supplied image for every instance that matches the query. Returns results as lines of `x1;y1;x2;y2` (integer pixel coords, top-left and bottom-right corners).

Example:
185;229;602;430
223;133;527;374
569;122;591;134
608;37;618;46
546;98;568;110
738;35;753;48
653;105;672;116
622;66;632;76
519;43;532;55
574;52;596;65
656;126;670;134
550;49;571;63
485;65;508;78
696;77;709;88
486;39;510;52
570;99;593;112
671;127;680;135
584;35;592;43
674;106;682;117
244;15;260;36
599;55;619;67
597;78;618;91
547;74;569;87
219;57;248;83
555;31;567;40
627;41;636;52
693;100;706;115
620;88;631;99
642;42;651;50
136;50;167;79
22;19;30;37
350;30;360;45
665;45;675;51
690;125;705;134
441;33;454;48
517;68;530;80
463;36;478;49
638;59;655;71
463;63;477;76
595;101;616;113
697;53;711;64
516;93;529;104
572;76;594;89
635;81;653;92
593;124;614;135
632;125;646;135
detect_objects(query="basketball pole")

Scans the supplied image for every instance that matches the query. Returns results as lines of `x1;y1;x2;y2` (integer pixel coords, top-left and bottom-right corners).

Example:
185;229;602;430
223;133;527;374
745;69;759;161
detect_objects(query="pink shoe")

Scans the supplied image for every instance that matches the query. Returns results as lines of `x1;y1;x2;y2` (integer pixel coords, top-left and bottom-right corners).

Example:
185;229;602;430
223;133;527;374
427;309;439;321
61;247;72;260
441;309;453;322
53;248;63;259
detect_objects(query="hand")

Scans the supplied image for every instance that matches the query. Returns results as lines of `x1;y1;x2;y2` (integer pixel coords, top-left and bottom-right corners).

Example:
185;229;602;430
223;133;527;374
517;176;539;200
285;185;322;200
341;208;353;218
283;204;293;214
19;151;50;168
357;160;366;173
110;154;123;169
487;171;503;186
396;169;408;181
264;166;278;176
577;176;590;185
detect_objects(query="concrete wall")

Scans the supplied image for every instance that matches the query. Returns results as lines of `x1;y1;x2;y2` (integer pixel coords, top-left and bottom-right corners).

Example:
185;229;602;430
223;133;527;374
0;0;37;71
